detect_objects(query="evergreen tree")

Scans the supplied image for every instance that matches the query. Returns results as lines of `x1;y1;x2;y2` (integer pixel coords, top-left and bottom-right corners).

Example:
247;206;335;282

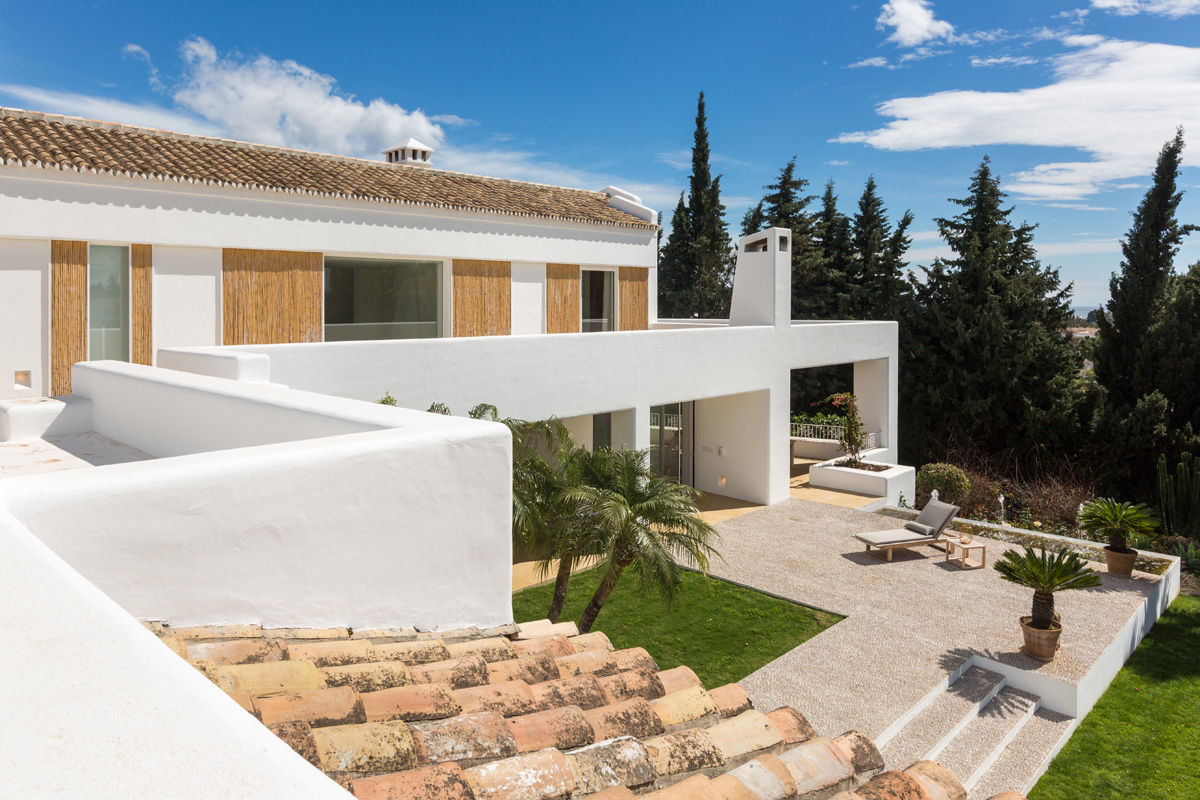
849;177;913;322
807;180;854;319
656;92;734;318
740;202;767;238
901;158;1080;467
658;193;692;318
1095;130;1197;409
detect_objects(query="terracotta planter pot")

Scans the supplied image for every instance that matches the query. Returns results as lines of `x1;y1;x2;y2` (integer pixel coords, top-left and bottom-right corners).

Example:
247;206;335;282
1104;546;1138;578
1020;615;1062;662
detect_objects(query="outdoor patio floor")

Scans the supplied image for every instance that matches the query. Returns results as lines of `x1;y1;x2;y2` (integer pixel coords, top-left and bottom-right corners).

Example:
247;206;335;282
707;497;1164;741
0;432;153;480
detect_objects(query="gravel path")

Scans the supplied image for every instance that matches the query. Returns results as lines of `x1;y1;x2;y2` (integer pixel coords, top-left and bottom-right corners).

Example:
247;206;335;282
708;498;1162;740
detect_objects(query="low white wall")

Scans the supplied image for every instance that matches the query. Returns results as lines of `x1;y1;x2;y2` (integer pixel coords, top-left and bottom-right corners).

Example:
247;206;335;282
73;361;392;458
792;437;844;461
0;508;347;799
809;452;916;506
0;237;49;400
510;262;547;336
152;246;223;356
2;362;514;630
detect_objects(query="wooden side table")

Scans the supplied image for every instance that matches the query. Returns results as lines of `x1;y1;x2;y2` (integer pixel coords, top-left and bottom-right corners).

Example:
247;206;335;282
945;539;987;570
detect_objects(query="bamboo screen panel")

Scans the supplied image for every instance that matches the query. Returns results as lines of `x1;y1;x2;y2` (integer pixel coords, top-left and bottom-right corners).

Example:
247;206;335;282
452;260;511;337
131;244;153;365
618;267;649;331
545;263;581;333
50;240;88;396
222;248;323;345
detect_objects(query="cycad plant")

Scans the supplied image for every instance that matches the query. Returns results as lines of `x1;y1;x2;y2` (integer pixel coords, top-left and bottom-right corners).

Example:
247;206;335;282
995;546;1102;629
565;448;720;633
1077;497;1159;553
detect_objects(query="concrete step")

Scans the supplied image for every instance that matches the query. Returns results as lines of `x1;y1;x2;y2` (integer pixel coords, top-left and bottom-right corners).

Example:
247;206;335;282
936;686;1039;790
880;665;1006;770
969;707;1076;800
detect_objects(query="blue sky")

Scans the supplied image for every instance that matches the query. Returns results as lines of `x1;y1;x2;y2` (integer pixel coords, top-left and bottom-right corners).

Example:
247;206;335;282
3;1;1200;306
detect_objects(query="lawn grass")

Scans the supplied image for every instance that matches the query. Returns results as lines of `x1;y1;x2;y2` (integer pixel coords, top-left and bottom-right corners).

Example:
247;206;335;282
512;566;841;687
1030;593;1200;800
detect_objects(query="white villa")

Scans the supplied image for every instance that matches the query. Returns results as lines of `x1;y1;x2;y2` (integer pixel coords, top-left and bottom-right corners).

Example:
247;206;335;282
0;108;1174;800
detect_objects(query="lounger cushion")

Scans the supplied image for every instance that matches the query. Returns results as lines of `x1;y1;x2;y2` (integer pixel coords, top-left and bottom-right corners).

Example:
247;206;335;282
913;499;960;535
904;521;935;537
854;529;931;547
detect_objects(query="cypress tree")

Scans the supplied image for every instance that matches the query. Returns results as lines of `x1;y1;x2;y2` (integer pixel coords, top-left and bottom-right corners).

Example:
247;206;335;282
901;158;1080;467
656;92;734;319
1094;130;1197;409
1092;130;1200;496
849;177;913;321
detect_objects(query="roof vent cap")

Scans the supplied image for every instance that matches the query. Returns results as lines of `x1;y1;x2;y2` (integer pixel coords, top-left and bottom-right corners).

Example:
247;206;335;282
384;138;434;167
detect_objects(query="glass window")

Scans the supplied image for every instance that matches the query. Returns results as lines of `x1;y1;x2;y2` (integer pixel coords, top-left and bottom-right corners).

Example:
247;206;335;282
581;270;615;332
324;257;441;341
88;245;130;361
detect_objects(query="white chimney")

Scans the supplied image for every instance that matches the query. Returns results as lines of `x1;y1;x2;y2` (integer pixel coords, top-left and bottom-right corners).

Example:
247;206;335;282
384;138;434;167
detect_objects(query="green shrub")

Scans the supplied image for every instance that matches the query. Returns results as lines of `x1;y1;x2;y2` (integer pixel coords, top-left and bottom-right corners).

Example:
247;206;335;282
378;392;397;406
427;401;451;415
916;462;971;507
791;411;849;428
1157;453;1200;540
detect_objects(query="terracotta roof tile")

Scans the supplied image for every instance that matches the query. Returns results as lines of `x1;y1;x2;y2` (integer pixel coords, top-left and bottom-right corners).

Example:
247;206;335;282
147;621;1014;800
0;108;656;230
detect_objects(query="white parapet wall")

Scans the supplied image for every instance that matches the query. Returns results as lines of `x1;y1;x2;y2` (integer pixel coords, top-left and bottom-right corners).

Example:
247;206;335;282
0;508;348;799
0;361;514;630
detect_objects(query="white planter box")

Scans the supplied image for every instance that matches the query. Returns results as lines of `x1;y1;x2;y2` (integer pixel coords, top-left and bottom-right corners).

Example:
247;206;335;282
809;452;916;506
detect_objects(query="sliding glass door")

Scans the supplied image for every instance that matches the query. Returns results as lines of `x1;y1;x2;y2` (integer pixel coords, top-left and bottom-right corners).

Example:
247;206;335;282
649;402;693;485
324;257;441;341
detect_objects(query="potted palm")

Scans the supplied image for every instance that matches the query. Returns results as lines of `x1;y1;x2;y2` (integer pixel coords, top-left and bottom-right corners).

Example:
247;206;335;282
995;546;1101;662
1077;498;1159;578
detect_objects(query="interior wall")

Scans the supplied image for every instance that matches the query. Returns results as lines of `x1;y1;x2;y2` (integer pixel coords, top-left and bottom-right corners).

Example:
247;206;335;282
0;238;49;400
153;246;223;357
693;390;772;504
560;413;594;451
510;262;546;336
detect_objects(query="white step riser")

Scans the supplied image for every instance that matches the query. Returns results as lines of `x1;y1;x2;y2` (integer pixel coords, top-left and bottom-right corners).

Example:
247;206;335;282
924;677;1008;763
874;658;972;749
964;699;1041;790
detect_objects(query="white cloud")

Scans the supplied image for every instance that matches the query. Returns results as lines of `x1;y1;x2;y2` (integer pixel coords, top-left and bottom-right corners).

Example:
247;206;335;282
1091;0;1200;17
824;159;851;166
909;229;943;241
0;84;218;133
1054;8;1091;22
1042;202;1117;210
876;0;955;47
834;35;1200;201
121;43;163;90
900;46;950;63
970;55;1039;67
430;114;476;127
849;56;890;68
906;236;1120;263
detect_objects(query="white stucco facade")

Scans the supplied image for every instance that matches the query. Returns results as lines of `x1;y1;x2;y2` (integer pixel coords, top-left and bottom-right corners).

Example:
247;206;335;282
0;166;658;400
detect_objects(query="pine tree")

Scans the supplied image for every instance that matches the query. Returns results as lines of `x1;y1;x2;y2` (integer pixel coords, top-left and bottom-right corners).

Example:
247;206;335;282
901;158;1080;467
807;180;854;319
849;177;913;321
658;193;692;318
740;202;767;237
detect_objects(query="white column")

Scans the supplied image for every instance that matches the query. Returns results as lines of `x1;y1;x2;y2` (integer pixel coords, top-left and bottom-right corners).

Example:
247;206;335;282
853;357;896;463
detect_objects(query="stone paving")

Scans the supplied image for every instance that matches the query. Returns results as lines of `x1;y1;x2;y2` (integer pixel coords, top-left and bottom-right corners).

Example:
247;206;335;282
706;498;1163;741
0;432;152;480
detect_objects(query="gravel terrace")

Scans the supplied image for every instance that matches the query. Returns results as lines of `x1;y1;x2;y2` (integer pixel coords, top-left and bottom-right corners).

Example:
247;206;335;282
708;498;1163;740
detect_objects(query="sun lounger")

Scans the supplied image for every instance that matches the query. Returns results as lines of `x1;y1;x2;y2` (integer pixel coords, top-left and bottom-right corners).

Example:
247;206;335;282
854;499;961;561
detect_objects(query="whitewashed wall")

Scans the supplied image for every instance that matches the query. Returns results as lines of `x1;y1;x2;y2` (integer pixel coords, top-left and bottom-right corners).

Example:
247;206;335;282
0;362;514;630
152;246;222;356
0;238;48;400
0;509;346;799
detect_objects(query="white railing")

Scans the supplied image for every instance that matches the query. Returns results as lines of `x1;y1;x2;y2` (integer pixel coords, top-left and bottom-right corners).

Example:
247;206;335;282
649;412;682;429
791;421;878;450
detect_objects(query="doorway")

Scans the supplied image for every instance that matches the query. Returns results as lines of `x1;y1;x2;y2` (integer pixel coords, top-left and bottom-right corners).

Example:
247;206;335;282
649;402;694;485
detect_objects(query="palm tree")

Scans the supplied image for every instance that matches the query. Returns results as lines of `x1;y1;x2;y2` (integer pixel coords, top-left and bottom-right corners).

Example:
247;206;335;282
995;546;1102;629
1077;498;1160;553
505;417;594;622
566;448;720;633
